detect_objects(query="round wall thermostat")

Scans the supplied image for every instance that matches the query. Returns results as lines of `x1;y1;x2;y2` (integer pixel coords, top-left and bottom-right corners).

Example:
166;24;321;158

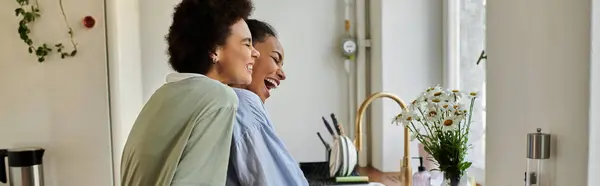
341;38;357;57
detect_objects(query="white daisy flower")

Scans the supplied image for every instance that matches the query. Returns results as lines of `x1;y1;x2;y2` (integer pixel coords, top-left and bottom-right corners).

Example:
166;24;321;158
439;102;452;111
409;99;422;111
425;106;441;121
394;111;416;127
425;85;442;93
451;103;466;112
394;113;405;126
441;115;460;131
449;89;463;102
424;85;444;99
468;91;479;98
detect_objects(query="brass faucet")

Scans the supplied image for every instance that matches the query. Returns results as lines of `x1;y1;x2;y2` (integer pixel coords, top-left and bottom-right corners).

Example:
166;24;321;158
353;92;412;186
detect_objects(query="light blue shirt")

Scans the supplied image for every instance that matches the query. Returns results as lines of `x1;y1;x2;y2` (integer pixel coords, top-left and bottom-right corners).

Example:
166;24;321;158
226;88;309;186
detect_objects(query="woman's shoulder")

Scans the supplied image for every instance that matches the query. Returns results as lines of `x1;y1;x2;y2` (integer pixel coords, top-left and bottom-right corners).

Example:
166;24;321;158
231;88;264;110
231;88;269;129
163;76;239;109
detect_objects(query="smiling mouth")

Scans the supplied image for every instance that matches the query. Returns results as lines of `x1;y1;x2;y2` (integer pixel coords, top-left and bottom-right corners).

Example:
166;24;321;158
246;64;253;73
264;78;279;90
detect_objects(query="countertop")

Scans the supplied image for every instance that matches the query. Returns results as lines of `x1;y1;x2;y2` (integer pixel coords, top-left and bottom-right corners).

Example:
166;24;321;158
356;167;482;186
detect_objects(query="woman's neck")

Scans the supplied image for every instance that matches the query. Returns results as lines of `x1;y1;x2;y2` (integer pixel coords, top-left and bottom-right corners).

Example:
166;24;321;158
229;84;247;89
228;85;265;103
205;69;228;84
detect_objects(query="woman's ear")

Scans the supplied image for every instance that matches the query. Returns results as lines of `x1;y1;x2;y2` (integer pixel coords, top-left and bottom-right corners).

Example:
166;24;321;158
210;54;218;64
211;47;223;63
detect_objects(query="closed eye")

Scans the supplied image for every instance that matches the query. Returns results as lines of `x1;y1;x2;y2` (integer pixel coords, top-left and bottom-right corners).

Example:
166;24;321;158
271;51;283;65
241;38;252;47
271;56;284;66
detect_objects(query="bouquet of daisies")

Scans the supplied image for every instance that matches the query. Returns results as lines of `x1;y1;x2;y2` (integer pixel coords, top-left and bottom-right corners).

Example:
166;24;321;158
393;85;478;182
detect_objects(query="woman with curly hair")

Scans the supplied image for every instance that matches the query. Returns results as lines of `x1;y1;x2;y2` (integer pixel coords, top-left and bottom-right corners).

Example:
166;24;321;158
120;0;258;185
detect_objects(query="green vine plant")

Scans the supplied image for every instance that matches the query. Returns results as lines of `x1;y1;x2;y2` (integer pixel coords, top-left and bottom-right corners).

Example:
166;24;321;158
15;0;78;63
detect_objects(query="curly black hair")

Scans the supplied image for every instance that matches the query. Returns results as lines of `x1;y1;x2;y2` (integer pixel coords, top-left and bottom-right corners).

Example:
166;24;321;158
246;19;278;45
166;0;254;74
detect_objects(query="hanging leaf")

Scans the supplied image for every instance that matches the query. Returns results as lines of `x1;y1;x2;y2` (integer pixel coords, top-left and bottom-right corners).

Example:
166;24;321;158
14;8;25;16
476;50;486;65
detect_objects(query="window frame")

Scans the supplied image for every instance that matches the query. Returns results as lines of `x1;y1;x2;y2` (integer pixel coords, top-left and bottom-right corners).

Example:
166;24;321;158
443;0;461;90
443;0;487;184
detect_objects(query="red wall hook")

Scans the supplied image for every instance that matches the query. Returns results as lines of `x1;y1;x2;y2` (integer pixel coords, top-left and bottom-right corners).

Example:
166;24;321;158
83;16;95;28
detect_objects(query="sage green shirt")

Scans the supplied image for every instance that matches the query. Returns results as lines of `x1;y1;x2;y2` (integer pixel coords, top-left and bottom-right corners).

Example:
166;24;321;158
121;73;238;186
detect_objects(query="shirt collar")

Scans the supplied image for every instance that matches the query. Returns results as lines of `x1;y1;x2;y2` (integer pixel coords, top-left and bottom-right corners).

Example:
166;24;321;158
165;73;206;83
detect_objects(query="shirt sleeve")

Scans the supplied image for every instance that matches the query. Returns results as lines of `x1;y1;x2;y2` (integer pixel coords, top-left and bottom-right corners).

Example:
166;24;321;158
228;111;307;186
229;118;270;186
228;89;308;186
171;106;237;186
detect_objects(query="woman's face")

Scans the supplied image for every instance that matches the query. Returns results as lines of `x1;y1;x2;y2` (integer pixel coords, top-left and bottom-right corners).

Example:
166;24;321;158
214;19;260;85
246;36;286;103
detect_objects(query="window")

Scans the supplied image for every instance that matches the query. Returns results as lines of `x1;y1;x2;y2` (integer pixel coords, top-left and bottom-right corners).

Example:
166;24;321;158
444;0;487;184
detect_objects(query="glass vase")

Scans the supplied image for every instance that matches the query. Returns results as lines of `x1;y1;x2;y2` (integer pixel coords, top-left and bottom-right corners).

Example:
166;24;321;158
441;172;473;186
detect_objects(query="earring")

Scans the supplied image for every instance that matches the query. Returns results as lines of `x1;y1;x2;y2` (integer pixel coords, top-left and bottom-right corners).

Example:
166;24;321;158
212;58;218;64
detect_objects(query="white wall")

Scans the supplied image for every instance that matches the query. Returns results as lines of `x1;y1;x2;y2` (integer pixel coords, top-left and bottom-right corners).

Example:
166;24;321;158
0;0;114;185
486;0;591;185
138;0;176;101
368;0;443;172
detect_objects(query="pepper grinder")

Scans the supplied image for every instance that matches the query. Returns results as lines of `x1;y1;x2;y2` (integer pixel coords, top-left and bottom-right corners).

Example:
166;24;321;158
525;128;551;186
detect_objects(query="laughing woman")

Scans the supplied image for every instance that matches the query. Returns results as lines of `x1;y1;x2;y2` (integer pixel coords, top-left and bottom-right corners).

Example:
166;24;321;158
120;0;259;185
226;19;309;186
